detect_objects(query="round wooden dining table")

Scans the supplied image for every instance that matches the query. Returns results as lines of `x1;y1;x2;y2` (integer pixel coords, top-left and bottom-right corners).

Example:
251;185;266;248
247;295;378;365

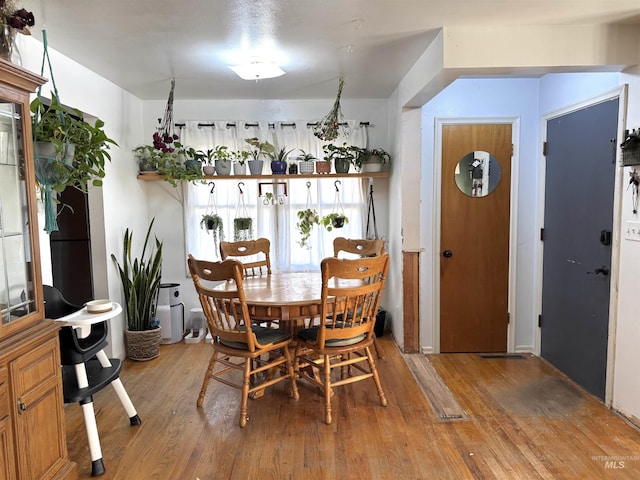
212;271;324;334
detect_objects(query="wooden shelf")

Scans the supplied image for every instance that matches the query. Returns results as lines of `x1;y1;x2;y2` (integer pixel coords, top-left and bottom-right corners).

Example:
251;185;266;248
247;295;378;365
137;171;390;181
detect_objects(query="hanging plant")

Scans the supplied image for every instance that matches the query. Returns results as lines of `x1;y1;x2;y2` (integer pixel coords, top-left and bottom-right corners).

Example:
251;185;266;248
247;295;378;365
314;76;347;141
321;180;349;231
200;213;224;247
296;208;320;248
31;30;117;234
321;212;349;231
233;217;253;241
233;182;253;241
296;181;320;248
201;182;224;252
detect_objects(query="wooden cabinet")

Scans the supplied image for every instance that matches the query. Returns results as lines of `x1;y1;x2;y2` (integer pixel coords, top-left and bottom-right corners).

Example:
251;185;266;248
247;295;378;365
0;60;77;479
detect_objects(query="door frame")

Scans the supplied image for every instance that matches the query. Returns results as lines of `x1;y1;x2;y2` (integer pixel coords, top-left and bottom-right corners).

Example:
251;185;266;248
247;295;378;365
536;86;627;406
432;117;520;354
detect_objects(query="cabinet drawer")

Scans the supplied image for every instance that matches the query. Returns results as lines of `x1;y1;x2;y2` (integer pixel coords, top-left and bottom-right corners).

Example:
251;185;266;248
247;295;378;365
9;339;59;398
0;367;7;419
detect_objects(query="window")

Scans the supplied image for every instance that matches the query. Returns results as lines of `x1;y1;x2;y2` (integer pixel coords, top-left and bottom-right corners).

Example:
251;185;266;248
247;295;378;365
183;120;369;271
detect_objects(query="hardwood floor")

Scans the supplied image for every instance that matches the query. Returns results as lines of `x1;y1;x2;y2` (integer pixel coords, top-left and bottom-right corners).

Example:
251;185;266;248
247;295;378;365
64;337;640;479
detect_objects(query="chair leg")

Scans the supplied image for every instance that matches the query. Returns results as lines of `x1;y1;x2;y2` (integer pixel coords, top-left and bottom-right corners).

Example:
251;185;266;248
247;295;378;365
198;350;219;407
365;346;388;407
323;355;333;425
95;351;142;425
283;345;299;401
240;359;252;428
373;335;383;359
79;397;106;476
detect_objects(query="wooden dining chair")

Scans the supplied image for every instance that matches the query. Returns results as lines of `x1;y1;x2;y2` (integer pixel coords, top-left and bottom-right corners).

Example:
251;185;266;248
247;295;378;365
187;254;299;427
295;253;390;425
333;237;386;357
333;237;385;258
219;238;271;276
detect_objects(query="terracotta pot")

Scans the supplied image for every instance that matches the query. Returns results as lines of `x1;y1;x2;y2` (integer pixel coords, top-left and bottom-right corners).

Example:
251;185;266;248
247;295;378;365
315;161;331;174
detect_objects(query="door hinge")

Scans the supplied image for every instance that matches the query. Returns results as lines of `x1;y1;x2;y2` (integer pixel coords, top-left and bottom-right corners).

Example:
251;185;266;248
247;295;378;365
538;314;542;327
512;144;514;157
543;141;547;156
507;312;510;324
540;228;544;241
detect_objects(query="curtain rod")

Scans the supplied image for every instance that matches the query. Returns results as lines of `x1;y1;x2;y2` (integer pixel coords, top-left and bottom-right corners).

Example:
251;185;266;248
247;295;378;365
174;121;371;129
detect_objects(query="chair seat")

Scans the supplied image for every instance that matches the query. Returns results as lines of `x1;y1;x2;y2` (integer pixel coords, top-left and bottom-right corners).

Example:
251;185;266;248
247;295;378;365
220;325;291;349
298;325;365;347
62;358;122;404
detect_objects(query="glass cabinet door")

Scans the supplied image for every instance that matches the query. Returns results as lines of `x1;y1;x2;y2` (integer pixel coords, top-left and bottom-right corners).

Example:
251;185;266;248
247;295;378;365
0;101;35;326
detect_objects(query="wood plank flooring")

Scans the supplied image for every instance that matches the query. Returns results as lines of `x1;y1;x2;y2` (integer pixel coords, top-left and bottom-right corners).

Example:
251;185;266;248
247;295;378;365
64;337;640;479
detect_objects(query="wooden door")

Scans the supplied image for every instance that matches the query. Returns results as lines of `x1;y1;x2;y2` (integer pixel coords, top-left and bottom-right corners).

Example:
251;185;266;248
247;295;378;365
440;124;512;352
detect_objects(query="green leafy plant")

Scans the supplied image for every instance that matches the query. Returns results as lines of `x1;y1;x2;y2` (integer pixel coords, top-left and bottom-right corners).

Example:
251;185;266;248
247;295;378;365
296;149;317;162
210;145;232;167
268;146;294;162
111;218;163;332
31;93;118;192
244;137;275;160
200;213;224;251
355;147;391;171
233;217;253;241
321;212;349;231
296;208;320;248
323;142;365;165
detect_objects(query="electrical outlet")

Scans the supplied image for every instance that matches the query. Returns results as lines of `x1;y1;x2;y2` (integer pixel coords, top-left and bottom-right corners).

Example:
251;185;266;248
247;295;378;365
624;221;640;241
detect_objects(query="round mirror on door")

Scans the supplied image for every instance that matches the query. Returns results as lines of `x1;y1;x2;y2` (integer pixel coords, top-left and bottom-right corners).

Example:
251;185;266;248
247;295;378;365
454;150;501;198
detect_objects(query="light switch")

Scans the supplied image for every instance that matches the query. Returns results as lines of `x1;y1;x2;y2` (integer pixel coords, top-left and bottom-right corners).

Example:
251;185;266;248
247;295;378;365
623;221;640;241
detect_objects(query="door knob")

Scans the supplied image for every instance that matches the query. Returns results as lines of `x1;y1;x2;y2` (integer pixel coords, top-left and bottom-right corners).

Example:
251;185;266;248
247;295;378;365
593;266;609;276
443;250;453;258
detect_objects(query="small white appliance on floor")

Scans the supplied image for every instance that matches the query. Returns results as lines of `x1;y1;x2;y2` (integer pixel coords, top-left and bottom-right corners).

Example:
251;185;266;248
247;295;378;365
157;283;185;344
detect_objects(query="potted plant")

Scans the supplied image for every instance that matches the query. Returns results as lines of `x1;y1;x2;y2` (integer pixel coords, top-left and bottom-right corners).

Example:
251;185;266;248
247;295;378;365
133;145;162;174
357;147;391;172
268;146;293;174
296;208;320;248
200;213;224;251
183;147;206;175
31;93;118;193
233;150;247;175
233;217;253;241
244;137;275;175
211;145;232;175
111;218;163;361
297;149;317;174
322;143;364;174
200;149;216;176
321;212;349;231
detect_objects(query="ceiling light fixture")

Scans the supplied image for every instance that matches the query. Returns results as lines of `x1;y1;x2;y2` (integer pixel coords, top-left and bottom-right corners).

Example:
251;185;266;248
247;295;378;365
228;59;285;80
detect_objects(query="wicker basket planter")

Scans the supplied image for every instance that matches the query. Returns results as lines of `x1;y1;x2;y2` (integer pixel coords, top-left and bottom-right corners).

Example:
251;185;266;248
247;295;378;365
126;327;162;361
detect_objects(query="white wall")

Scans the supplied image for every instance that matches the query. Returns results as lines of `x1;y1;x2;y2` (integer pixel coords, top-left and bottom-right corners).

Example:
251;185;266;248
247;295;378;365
613;65;640;423
141;98;392;317
419;77;541;353
19;35;147;359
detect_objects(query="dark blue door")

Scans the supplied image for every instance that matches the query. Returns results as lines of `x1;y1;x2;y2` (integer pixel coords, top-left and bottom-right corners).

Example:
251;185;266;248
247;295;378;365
541;97;618;400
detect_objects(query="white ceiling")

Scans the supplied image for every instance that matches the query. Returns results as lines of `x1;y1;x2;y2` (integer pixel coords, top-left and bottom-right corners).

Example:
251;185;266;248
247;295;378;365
22;0;640;101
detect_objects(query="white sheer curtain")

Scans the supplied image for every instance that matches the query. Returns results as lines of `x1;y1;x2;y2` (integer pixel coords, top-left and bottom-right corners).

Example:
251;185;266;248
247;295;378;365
183;120;368;272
